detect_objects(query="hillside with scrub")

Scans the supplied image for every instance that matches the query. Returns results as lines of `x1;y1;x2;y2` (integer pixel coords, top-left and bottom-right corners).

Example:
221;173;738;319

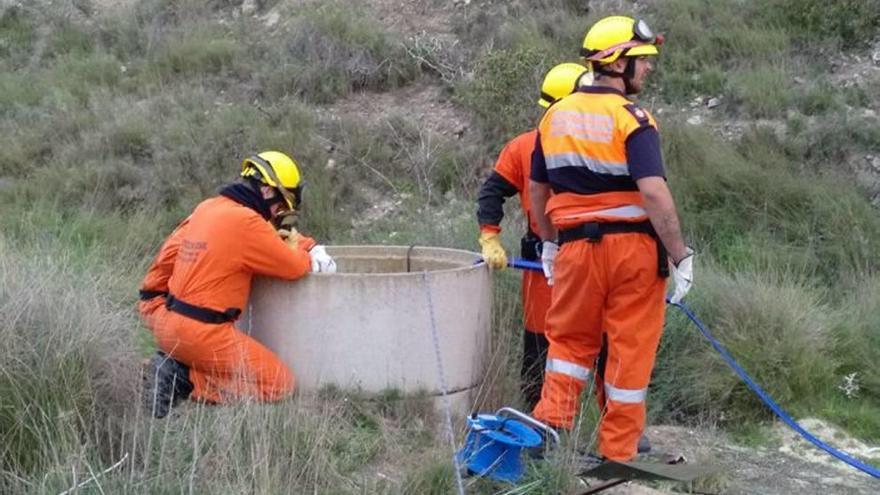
2;0;880;493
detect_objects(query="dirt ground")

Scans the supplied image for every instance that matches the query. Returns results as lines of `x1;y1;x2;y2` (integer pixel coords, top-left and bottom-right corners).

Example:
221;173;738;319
580;422;878;494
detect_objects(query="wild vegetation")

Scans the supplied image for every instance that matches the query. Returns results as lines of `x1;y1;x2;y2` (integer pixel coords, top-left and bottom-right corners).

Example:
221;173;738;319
2;0;879;493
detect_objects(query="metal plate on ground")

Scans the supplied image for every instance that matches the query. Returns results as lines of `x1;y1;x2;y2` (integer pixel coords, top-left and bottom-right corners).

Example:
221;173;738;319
581;460;718;482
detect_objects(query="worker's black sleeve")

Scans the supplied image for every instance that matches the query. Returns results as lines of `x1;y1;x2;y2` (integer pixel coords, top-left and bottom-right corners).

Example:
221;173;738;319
476;172;519;226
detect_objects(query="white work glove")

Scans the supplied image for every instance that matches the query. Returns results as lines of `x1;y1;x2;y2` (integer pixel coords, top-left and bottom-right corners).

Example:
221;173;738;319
669;247;695;304
540;241;559;286
309;245;337;273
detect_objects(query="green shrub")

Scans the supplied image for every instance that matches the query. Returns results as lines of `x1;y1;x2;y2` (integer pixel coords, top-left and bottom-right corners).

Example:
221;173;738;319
652;269;837;424
150;27;242;78
46;52;125;104
793;80;843;116
45;22;95;59
791;113;880;168
457;45;549;147
651;0;789;102
729;65;790;118
0;6;37;68
765;0;880;49
0;72;45;114
834;276;880;401
259;2;420;103
664;123;880;281
0;237;139;481
452;3;587;146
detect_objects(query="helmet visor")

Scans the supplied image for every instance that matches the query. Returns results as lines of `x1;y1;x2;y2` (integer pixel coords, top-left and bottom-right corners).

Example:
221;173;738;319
633;19;655;43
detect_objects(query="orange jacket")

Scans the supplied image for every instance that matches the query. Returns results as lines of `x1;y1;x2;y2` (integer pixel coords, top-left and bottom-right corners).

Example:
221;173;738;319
537;89;656;228
482;129;540;235
140;196;312;316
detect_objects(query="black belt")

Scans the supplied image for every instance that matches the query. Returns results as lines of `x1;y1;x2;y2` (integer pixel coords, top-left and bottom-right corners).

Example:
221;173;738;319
164;294;241;324
520;230;542;261
139;289;168;301
558;221;669;278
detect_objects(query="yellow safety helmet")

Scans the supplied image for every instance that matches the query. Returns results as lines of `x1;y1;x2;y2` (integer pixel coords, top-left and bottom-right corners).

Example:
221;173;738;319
580;16;663;66
538;62;592;108
241;151;303;210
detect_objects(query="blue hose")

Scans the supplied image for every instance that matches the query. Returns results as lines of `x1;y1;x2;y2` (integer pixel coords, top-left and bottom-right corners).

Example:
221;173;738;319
671;301;880;480
474;257;543;272
498;257;880;477
508;258;542;272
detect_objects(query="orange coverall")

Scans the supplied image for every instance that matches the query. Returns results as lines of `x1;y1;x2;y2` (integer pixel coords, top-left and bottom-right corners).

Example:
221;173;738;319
531;87;668;461
479;130;616;408
480;129;553;335
139;196;313;403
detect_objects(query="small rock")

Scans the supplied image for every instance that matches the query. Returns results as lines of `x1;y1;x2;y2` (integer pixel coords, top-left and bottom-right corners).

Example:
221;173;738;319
793;76;805;84
863;108;877;119
325;144;335;153
325;158;336;170
689;96;703;108
453;124;467;138
241;0;257;16
706;97;721;109
120;65;127;74
872;50;880;65
262;11;280;28
686;115;703;126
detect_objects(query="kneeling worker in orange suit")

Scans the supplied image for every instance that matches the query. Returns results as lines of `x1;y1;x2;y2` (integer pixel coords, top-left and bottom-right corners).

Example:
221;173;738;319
138;151;337;418
476;62;590;408
529;16;695;461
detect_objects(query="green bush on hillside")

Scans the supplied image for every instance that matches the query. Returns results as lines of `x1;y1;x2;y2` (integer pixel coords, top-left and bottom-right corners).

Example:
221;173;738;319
664;123;880;281
259;2;421;103
652;269;837;424
766;0;880;49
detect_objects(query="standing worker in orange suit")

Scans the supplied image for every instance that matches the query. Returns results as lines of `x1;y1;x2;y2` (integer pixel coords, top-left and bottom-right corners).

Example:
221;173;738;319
530;16;695;462
138;151;337;418
476;62;591;408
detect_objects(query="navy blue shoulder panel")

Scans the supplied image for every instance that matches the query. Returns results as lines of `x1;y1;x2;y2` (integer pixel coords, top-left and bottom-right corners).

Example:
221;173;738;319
623;103;651;127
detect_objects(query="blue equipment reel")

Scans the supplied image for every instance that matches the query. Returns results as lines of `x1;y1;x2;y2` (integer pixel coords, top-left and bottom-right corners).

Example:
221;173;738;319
457;407;558;483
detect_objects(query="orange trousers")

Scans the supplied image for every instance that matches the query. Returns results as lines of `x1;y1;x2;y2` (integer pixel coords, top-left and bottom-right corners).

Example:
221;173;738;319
532;233;666;461
522;268;552;333
142;301;294;404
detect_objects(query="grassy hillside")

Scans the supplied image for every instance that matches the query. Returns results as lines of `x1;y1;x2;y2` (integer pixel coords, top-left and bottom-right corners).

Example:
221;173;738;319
2;0;879;492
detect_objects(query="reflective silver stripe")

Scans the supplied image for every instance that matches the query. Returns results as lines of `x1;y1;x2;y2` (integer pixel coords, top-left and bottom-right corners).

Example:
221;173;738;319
558;205;648;222
604;383;647;404
547;110;614;142
545;358;591;382
545;152;629;176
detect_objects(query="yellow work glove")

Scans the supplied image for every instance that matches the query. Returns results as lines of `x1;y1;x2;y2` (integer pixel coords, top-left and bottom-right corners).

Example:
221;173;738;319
478;232;508;270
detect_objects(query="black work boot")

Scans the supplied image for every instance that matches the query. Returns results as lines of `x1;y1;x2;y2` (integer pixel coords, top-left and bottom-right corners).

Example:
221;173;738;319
637;434;651;454
142;352;193;419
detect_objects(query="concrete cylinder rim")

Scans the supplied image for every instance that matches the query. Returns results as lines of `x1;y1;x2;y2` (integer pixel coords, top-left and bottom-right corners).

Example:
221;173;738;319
321;244;487;277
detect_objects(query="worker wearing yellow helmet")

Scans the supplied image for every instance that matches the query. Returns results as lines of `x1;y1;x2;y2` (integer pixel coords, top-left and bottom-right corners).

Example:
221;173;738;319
138;151;336;418
476;62;590;408
529;16;694;461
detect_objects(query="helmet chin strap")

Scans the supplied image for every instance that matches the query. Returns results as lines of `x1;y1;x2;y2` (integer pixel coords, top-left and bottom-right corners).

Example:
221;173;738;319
593;57;637;94
622;57;637;94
